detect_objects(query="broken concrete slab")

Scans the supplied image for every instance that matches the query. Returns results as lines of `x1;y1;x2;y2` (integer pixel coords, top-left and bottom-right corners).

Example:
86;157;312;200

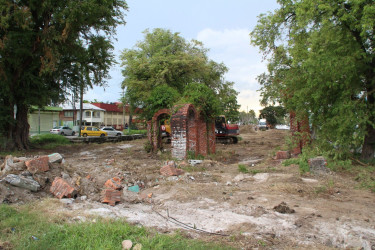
122;190;142;203
4;174;40;192
48;153;63;163
50;177;77;199
25;156;49;174
101;189;121;206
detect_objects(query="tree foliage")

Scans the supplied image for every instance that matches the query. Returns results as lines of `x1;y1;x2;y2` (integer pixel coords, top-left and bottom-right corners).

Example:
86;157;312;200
121;28;239;121
259;106;287;128
0;0;127;150
239;110;257;125
251;0;375;159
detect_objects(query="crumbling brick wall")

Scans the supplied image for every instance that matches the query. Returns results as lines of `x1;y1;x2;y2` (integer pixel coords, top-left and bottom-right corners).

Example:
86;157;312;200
147;104;215;159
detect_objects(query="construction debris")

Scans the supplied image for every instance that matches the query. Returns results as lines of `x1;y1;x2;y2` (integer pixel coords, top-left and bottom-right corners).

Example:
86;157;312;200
104;177;122;190
101;189;121;206
48;153;64;163
50;177;77;199
25;156;50;174
4;174;40;192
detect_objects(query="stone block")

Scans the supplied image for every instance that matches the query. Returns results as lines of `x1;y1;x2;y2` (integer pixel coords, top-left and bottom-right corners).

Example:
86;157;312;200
4;174;40;192
276;151;291;160
101;189;121;206
50;177;77;199
48;153;63;163
25;156;49;173
104;177;122;190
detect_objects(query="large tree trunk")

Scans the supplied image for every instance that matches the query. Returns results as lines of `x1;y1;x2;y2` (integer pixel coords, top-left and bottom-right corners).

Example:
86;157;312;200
6;103;30;151
361;125;375;160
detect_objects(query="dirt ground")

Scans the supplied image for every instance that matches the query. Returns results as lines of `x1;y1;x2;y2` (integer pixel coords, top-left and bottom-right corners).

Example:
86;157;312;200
1;127;375;249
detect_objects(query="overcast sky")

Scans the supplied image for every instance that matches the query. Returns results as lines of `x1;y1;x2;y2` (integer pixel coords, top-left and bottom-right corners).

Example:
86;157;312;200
85;0;279;113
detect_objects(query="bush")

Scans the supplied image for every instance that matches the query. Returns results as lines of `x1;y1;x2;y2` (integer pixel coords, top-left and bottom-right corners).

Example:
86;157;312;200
238;164;248;173
30;134;70;148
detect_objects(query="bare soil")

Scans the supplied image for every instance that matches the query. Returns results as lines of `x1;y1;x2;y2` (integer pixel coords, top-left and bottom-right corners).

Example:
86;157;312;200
1;128;375;249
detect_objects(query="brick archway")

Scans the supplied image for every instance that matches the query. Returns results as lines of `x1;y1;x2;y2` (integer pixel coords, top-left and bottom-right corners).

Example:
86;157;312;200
147;109;170;152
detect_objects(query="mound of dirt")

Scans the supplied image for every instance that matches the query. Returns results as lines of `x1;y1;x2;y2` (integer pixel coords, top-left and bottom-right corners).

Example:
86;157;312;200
239;125;256;134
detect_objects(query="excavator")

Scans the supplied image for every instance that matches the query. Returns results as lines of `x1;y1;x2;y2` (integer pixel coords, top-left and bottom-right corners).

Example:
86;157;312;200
215;116;239;144
161;116;239;144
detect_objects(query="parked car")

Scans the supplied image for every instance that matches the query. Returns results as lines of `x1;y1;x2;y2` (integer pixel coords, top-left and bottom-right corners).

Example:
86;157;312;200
100;127;123;137
50;126;75;136
80;126;107;137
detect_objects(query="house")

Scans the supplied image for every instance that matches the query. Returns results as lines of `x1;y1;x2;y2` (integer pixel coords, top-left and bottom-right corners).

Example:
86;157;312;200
60;103;105;128
91;102;143;130
28;106;62;134
91;102;127;130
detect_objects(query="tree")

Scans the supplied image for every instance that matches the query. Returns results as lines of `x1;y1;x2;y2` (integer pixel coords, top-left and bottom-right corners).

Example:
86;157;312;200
0;0;127;150
120;28;239;119
239;110;257;125
218;81;240;123
259;106;287;128
251;0;375;160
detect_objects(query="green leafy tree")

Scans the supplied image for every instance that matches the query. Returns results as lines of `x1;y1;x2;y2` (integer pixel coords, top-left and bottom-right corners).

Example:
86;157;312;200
182;83;221;121
218;81;240;123
239;110;257;125
144;84;181;120
120;28;238;120
259;106;287;128
0;0;127;150
251;0;375;160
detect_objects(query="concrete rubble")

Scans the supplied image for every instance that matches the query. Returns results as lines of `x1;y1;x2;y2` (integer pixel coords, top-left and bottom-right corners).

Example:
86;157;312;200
4;174;40;192
160;161;184;176
25;156;50;173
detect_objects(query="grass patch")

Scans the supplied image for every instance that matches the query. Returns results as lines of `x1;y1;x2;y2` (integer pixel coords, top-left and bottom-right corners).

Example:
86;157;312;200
123;129;147;135
0;204;228;250
238;164;248;173
29;134;71;149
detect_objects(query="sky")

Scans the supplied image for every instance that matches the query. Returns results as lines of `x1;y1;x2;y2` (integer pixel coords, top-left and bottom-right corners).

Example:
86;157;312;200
85;0;279;114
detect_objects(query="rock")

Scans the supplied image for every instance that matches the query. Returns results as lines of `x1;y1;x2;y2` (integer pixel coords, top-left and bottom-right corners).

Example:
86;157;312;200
1;155;26;174
188;159;202;166
25;156;49;174
4;174;40;192
80;195;87;201
48;153;63;163
122;190;141;203
308;156;329;175
226;181;232;186
164;160;176;167
128;185;140;193
61;172;71;179
122;240;132;250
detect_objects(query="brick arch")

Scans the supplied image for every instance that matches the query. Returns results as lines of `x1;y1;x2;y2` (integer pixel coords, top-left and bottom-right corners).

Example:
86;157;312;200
148;109;171;152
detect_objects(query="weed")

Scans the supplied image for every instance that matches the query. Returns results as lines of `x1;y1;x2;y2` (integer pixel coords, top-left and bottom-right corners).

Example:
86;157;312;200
143;141;152;153
238;164;248;173
249;169;261;175
0;204;228;249
123;129;147;135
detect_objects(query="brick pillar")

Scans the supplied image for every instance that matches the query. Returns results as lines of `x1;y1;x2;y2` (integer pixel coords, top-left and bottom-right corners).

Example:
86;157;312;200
290;111;310;155
197;116;208;156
